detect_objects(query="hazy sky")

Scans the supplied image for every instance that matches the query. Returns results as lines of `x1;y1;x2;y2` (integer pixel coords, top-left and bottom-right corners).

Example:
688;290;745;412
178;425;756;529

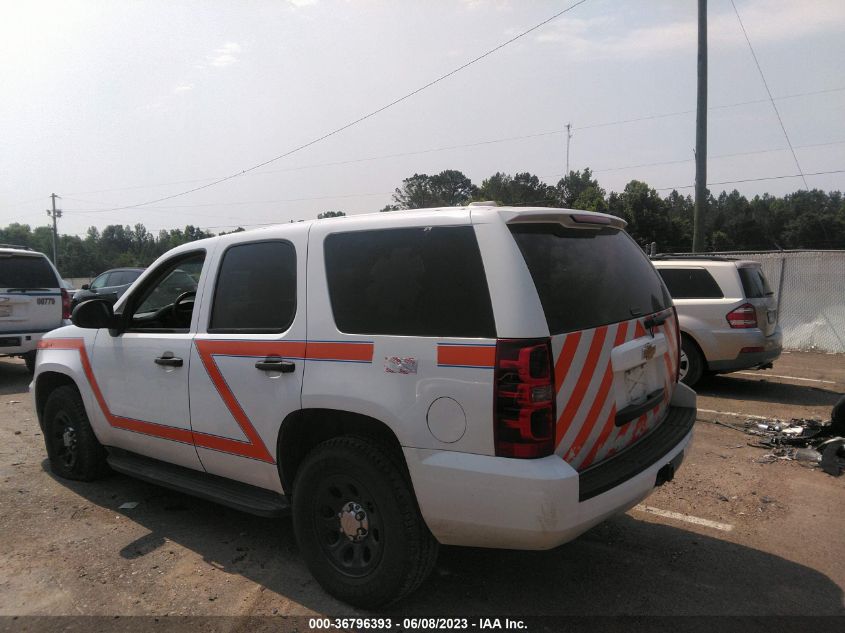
2;0;844;236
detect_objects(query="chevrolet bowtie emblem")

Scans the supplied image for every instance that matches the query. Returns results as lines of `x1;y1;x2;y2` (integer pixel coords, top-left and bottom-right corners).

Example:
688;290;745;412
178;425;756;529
642;343;656;361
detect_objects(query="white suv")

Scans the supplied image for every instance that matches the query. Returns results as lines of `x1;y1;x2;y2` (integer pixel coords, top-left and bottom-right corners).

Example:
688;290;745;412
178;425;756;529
651;257;782;386
33;206;696;607
1;245;70;371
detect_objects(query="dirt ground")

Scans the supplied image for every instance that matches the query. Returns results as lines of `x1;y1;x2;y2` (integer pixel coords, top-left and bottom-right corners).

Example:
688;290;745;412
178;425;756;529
0;351;843;620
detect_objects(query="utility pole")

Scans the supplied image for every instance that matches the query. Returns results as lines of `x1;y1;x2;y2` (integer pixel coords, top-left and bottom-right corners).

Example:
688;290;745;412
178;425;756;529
565;123;573;177
46;193;62;267
692;0;708;252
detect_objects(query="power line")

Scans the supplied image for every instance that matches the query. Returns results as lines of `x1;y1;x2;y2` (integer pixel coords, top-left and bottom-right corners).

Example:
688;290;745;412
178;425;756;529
57;85;845;200
730;0;807;189
556;139;845;178
75;0;590;214
654;169;845;192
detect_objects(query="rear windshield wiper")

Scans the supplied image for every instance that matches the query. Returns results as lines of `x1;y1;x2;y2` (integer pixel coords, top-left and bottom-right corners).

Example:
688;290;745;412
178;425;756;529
5;287;50;293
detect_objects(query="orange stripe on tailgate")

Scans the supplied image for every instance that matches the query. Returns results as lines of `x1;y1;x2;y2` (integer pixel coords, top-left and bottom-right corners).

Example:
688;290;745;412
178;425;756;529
634;321;647;338
556;326;608;444
306;341;374;362
554;332;582;392
579;405;618;469
566;363;614;462
437;345;496;368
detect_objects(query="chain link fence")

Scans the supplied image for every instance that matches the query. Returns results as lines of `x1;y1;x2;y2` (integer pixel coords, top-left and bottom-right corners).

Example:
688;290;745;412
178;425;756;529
707;250;845;354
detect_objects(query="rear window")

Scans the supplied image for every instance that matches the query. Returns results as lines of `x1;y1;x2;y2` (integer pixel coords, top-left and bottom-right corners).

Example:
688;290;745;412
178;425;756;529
510;224;670;334
657;268;724;299
325;226;496;337
0;255;59;288
738;266;773;299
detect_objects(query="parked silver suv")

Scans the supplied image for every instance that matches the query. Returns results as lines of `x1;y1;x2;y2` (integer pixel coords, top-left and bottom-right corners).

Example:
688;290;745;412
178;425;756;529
651;256;782;386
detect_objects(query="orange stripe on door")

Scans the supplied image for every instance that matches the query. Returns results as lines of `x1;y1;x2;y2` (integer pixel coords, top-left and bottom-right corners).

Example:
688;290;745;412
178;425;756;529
306;341;374;362
437;345;496;368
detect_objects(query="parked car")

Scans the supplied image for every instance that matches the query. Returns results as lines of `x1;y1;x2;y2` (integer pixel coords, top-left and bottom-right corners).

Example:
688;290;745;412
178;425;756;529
71;268;144;309
1;244;70;372
651;256;782;386
32;206;696;607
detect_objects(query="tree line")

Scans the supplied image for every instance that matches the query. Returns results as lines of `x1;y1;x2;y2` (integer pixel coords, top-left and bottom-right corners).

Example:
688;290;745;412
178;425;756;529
2;168;843;276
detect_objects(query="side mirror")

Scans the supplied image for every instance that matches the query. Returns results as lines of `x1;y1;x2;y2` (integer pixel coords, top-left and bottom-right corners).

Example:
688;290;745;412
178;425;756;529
71;299;120;331
81;284;90;290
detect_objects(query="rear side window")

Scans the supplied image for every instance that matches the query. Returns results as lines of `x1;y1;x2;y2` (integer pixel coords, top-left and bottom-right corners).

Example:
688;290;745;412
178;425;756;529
738;266;773;299
325;226;495;337
657;268;724;299
210;241;297;332
510;224;670;334
0;255;58;288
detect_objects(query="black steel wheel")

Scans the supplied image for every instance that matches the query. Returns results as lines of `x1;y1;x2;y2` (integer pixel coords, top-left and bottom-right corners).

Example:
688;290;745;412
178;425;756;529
292;436;438;608
43;385;110;481
679;335;705;387
23;351;36;373
313;474;384;578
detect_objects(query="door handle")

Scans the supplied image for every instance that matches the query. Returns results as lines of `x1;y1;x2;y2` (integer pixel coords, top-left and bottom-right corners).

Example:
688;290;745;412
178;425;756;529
154;355;183;367
255;358;295;373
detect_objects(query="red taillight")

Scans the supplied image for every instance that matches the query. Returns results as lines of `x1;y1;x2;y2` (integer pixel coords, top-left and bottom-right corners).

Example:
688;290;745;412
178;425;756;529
61;288;71;320
494;338;556;459
726;303;757;329
672;306;681;382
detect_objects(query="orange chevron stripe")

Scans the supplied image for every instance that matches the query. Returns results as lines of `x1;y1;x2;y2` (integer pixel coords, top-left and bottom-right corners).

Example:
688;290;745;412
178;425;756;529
556;325;608;445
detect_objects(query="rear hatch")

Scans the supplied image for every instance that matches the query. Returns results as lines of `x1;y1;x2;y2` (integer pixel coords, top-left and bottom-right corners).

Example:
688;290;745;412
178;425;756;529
508;217;679;471
0;252;63;336
736;262;777;336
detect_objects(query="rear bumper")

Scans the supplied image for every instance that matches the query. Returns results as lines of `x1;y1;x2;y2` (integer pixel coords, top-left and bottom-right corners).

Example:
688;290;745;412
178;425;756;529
405;384;696;550
0;330;49;355
707;327;782;372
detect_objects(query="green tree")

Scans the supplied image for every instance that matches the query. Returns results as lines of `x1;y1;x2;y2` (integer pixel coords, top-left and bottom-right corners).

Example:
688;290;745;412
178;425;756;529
555;169;607;212
392;170;477;208
476;172;556;206
318;211;346;219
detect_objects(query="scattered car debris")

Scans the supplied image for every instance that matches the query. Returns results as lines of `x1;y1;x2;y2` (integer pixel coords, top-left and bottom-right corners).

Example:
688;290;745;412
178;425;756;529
118;502;139;510
819;438;845;477
719;403;845;477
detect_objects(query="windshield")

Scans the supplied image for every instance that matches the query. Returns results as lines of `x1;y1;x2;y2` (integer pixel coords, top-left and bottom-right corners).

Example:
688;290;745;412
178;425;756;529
509;223;671;334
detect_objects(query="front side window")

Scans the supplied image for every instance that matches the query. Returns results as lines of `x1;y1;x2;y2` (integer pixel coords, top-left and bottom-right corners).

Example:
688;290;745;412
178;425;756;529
90;273;111;289
324;226;495;338
209;241;297;333
128;252;204;331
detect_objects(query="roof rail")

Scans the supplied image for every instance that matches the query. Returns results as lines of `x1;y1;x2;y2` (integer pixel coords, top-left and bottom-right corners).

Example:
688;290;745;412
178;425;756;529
0;243;33;251
650;253;738;262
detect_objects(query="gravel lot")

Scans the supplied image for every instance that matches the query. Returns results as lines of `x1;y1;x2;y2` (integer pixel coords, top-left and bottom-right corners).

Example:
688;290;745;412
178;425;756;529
0;351;843;621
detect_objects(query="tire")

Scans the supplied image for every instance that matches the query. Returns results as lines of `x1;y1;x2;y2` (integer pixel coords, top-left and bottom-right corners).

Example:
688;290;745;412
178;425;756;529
22;351;36;373
292;436;438;608
679;336;704;387
43;385;110;481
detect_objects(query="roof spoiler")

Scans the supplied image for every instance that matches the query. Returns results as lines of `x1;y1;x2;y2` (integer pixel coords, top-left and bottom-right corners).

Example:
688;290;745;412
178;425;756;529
498;208;627;230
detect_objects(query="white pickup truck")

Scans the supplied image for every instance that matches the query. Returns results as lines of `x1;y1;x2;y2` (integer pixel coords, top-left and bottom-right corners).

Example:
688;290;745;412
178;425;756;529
32;206;696;607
